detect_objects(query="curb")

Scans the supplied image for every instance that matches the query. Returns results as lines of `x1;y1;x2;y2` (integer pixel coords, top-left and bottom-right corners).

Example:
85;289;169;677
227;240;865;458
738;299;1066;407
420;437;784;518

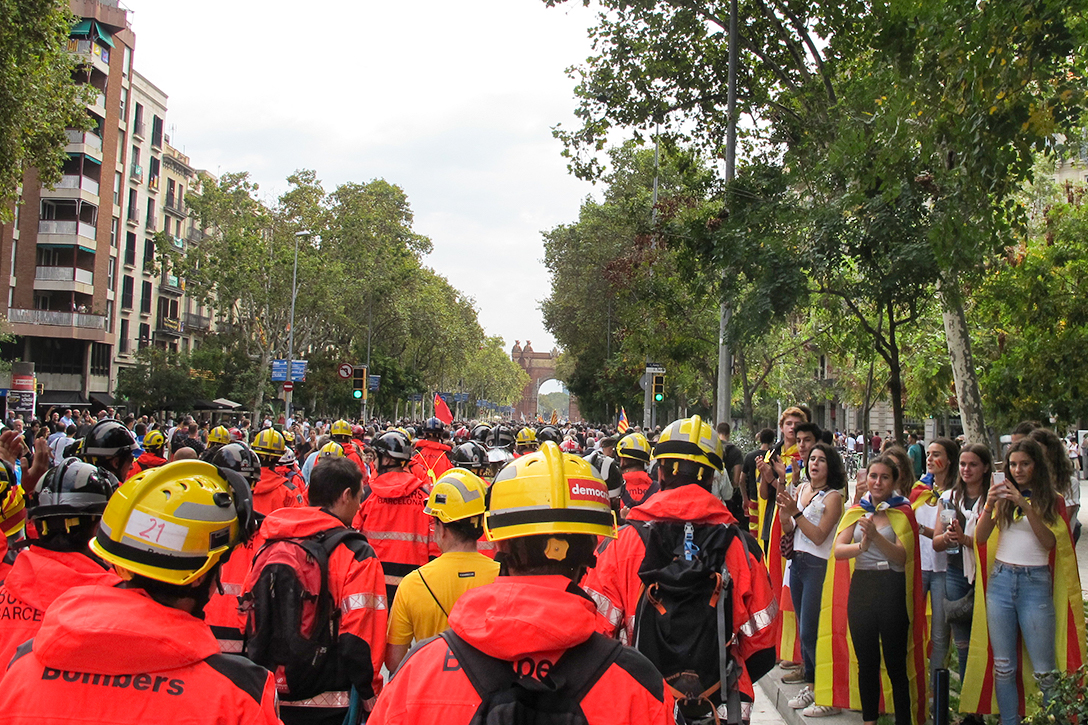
758;666;861;725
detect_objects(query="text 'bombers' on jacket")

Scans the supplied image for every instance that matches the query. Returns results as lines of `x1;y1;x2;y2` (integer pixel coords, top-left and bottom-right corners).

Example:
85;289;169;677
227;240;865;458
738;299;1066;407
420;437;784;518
368;575;675;724
0;584;280;725
354;470;437;590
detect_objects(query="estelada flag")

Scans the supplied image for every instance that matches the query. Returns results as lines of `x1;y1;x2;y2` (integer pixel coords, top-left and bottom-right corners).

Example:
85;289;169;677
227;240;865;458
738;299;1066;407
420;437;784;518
813;498;928;725
960;506;1086;715
617;407;629;434
550;409;558;425
433;393;453;425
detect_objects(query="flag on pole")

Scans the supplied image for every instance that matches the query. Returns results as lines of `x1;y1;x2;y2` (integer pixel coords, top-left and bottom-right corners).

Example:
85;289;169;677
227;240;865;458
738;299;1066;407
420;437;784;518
433;393;454;425
550;409;558;425
617;407;629;434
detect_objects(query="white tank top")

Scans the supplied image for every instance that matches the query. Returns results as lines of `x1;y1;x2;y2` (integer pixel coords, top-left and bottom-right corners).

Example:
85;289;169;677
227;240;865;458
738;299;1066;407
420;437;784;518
794;487;839;560
995;515;1050;567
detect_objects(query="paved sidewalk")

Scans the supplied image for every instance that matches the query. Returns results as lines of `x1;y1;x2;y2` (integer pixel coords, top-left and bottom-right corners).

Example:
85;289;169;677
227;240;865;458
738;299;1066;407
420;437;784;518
759;665;861;725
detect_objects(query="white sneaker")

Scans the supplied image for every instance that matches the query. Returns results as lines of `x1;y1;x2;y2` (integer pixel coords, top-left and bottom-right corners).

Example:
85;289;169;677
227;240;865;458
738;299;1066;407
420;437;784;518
803;704;842;718
788;686;815;709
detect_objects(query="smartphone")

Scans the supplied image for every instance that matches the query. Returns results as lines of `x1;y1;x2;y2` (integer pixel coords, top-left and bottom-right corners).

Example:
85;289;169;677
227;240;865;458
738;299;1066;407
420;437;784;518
857;467;867;483
992;471;1005;486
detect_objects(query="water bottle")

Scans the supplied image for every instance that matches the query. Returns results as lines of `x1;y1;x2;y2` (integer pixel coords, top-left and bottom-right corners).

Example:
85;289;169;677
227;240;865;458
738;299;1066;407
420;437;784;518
939;500;960;554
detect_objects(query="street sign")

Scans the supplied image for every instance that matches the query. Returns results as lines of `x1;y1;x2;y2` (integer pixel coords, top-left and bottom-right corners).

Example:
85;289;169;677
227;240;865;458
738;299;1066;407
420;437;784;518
283;381;294;392
410;393;423;402
337;363;353;379
645;363;666;374
271;359;288;381
368;375;380;391
290;360;307;382
639;372;651;390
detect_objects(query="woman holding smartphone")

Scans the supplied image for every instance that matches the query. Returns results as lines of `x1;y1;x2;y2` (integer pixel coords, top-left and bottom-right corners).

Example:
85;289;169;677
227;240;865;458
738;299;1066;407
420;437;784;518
963;438;1086;724
814;454;927;725
776;443;845;715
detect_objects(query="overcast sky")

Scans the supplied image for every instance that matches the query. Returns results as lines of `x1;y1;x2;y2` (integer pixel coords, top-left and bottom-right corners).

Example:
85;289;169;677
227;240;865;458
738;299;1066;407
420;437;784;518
123;0;602;359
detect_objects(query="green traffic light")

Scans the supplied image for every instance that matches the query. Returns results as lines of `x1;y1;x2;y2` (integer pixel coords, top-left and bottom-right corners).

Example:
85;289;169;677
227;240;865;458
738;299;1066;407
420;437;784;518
654;393;664;402
352;390;363;399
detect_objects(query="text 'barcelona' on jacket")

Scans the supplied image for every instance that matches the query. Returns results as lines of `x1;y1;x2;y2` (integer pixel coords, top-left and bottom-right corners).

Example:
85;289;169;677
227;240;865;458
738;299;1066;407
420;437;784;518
246;506;389;701
582;484;777;703
0;584;280;725
0;548;120;667
252;466;306;515
354;470;437;588
368;575;674;725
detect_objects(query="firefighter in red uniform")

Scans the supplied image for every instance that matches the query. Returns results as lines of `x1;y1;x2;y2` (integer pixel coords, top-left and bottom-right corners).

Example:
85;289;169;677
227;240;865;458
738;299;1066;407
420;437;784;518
248;456;388;725
583;416;778;724
0;460;279;725
127;430;167;479
251;427;306;513
201;443;263;653
354;429;435;602
0;459;120;666
616;431;658;516
369;441;674;725
331;419;368;482
413;417;453;480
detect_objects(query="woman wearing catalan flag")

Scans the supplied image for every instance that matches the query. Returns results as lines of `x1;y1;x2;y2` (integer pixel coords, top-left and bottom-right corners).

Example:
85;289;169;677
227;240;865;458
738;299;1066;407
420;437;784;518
813;453;927;725
961;436;1086;725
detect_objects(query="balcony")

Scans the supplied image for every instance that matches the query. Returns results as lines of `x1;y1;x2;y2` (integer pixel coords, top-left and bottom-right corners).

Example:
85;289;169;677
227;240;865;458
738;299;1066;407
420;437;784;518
68;39;110;74
34;266;94;294
37;220;98;251
7;308;107;330
164;195;186;217
184;312;211;331
65;130;103;160
130;163;143;184
126;206;140;226
187;228;205;243
148;174;160;192
160;274;183;295
132;120;146;139
156;316;183;336
42;174;99;200
89;91;106;117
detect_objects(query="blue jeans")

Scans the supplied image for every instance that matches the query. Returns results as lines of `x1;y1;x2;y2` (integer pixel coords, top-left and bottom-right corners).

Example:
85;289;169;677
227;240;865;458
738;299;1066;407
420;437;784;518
790;551;828;683
945;564;972;682
986;563;1057;725
922;570;948;689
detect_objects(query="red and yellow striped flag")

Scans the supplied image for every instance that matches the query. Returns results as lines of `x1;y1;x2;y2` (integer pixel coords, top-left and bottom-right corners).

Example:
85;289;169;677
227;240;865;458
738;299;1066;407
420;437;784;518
617;407;629;434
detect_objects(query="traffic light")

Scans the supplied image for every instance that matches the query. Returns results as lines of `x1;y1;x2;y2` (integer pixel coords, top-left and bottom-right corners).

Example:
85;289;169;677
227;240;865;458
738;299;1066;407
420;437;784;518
352;366;367;401
652;374;665;403
35;382;44;396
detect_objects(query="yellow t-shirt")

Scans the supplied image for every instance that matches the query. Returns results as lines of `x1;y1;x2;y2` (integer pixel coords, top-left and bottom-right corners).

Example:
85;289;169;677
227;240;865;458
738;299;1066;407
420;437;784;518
386;550;500;645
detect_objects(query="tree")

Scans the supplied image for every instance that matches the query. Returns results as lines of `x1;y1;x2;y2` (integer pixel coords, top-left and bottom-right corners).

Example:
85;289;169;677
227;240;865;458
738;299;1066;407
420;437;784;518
116;348;206;414
0;0;92;220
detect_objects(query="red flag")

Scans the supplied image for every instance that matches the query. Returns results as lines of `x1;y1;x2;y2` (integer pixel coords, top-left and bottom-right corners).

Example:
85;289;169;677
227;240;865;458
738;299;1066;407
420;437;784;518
433;393;454;425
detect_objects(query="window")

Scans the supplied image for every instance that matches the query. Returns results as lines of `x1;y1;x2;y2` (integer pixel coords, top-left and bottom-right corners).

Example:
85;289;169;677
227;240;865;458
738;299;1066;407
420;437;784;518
127;188;137;221
91;342;111;376
145;198;156;230
143;237;155;269
123;46;131;78
119;88;127;117
133;102;143;129
124;232;136;266
138;322;150;349
119;318;129;353
110;216;118;246
151;115;164;148
148;157;160;189
104;300;113;334
140;280;152;314
9;240;15;277
36;247;61;266
167;178;176;208
120;275;133;309
131;145;140;166
113;171;121;205
107;256;116;290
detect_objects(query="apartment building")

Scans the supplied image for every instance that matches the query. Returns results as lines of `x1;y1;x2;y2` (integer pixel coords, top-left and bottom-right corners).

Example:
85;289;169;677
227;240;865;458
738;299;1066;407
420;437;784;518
0;0;213;413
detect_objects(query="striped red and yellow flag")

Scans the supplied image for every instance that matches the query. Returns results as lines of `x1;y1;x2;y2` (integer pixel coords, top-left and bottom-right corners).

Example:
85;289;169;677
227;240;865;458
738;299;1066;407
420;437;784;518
617;407;629;434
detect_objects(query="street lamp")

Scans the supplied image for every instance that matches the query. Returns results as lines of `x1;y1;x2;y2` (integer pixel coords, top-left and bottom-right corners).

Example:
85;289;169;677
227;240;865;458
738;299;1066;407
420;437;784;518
286;230;308;423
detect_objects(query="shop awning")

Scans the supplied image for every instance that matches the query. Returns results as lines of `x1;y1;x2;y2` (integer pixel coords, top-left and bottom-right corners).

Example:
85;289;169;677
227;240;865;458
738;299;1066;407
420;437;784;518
89;392;121;407
70;20;115;48
213;398;242;410
70;20;92;36
192;398;225;411
37;391;91;407
93;23;114;48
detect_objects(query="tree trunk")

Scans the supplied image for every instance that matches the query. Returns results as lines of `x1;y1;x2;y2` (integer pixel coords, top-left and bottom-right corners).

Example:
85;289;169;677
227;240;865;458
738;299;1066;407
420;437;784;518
886;306;906;447
737;350;756;433
937;280;988;446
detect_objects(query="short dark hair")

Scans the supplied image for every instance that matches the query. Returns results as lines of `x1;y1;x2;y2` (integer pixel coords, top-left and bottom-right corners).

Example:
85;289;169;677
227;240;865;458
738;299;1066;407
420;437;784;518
1011;420;1040;436
795;422;821;440
716;422;730;436
758;428;776;445
438;518;483;543
501;533;597;579
308;457;362;508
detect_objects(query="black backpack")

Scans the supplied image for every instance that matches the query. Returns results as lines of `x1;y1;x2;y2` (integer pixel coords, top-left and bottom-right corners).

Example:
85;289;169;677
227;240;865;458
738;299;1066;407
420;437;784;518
440;629;623;725
631;520;742;725
240;527;369;701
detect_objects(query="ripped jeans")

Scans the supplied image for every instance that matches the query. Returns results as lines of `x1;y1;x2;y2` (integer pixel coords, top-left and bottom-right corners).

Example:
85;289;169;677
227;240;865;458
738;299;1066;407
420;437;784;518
985;562;1057;725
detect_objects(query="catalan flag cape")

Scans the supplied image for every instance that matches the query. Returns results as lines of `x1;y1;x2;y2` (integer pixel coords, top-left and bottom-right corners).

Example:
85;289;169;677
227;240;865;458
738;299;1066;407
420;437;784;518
813;499;928;725
909;480;940;510
960;510;1086;716
762;444;803;662
617;407;629;434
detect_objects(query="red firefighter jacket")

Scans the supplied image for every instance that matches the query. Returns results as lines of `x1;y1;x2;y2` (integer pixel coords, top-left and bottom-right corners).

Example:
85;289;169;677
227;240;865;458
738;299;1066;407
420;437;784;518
248;507;388;703
0;584;279;725
369;575;674;725
0;548;119;667
204;522;263;653
413;439;453;481
582;484;777;703
620;470;657;509
343;442;370;486
253;466;306;515
127;451;167;480
353;470;436;597
0;535;10;583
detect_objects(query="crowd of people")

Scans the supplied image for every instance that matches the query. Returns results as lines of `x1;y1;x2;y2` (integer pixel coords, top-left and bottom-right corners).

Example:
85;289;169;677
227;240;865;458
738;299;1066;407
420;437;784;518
0;403;1083;725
